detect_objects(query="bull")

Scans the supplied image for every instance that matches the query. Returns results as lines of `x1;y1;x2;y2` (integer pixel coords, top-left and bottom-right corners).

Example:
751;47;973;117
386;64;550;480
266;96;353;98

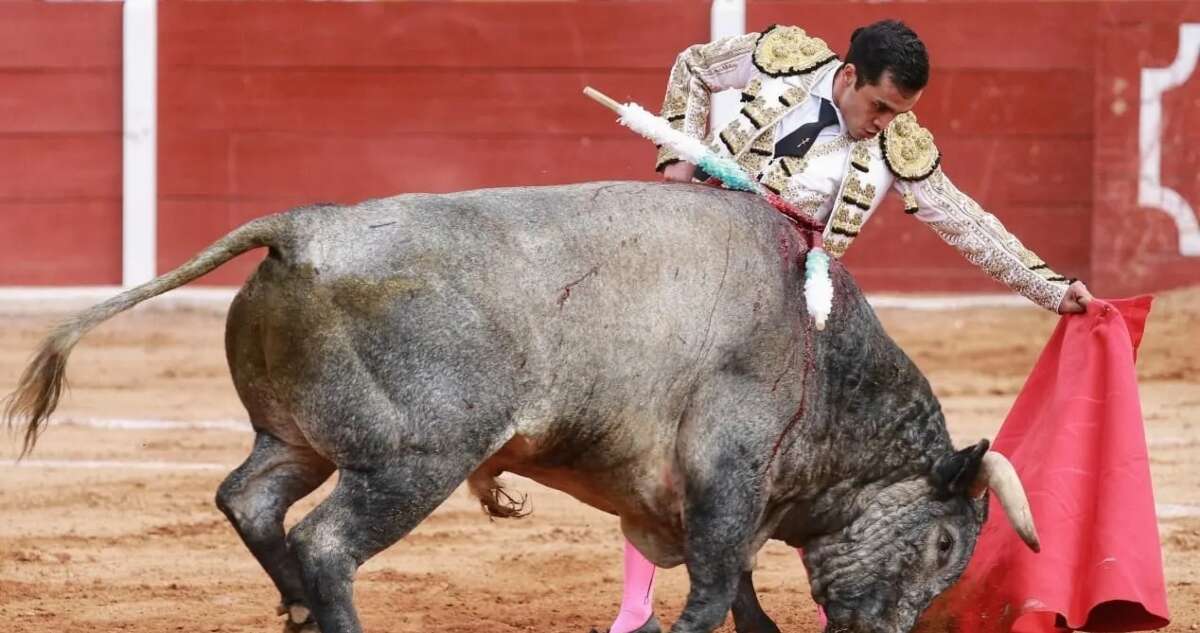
5;181;1038;633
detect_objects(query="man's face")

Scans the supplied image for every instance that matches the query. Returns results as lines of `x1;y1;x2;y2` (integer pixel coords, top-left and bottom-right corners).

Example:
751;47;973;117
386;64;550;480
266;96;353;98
833;65;923;140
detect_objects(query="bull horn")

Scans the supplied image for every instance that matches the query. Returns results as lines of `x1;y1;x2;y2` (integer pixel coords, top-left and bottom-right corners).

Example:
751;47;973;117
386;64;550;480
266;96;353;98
970;452;1041;553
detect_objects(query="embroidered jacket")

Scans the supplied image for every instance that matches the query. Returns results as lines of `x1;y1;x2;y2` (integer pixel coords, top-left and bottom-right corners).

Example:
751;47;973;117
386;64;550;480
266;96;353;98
656;25;1070;312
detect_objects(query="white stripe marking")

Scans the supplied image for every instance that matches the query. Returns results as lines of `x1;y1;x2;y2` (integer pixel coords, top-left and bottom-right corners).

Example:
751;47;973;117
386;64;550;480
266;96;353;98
1156;504;1200;519
13;459;230;472
53;417;250;432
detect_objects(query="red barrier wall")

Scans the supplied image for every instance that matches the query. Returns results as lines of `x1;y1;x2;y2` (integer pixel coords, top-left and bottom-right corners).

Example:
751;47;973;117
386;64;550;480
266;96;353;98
157;1;710;284
4;1;1198;294
157;0;1108;291
1093;2;1200;295
0;2;123;285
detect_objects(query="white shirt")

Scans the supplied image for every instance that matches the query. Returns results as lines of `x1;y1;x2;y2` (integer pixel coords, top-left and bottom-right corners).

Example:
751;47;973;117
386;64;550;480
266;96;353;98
756;66;854;223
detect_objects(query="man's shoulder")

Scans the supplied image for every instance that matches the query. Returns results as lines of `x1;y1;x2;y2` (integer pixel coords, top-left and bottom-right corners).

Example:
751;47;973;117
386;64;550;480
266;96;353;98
879;112;940;181
751;25;838;77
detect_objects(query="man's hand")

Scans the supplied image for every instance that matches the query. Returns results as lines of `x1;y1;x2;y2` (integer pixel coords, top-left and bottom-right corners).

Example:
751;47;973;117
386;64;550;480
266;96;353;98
1057;280;1094;314
663;161;697;183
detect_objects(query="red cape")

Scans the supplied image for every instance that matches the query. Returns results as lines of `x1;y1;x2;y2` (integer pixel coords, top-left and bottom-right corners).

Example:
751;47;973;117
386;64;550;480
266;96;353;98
921;297;1169;633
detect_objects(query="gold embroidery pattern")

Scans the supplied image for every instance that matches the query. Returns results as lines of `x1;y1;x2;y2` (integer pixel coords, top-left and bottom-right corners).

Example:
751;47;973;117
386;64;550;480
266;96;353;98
781;189;828;221
822;138;877;257
850;143;870;172
737;147;770;177
719;119;755;159
655;33;758;170
740;77;764;104
759;160;790;195
757;134;853;197
881;112;940;181
919;169;1069;311
824;234;853;258
752;25;837;77
828;175;870;238
842;178;876;211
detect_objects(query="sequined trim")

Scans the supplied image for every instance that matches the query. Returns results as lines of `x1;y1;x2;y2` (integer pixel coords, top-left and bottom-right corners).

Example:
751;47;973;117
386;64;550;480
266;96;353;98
757;135;854;197
752;25;837;77
881;112;940;181
919;169;1069;311
655;33;758;170
826;170;873;249
850;143;870;172
720;73;828;163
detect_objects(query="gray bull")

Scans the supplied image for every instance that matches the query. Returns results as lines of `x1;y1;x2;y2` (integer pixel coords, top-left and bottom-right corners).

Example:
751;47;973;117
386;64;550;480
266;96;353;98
6;181;1038;633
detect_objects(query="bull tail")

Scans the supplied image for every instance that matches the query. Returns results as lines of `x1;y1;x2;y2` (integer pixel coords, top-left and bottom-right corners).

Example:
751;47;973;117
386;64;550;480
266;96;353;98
4;214;288;458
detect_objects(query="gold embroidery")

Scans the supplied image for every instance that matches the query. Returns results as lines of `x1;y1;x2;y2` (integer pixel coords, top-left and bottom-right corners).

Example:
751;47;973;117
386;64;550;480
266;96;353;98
780;189;828;220
759;160;790;194
842;177;876;210
737;149;770;179
789;134;853;175
828;172;869;244
655;33;757;170
753;25;837;77
655;115;688;170
743;99;783;130
741;78;764;103
881;112;940;181
850;143;870;172
719;119;755;157
919;169;1068;311
824;234;853;258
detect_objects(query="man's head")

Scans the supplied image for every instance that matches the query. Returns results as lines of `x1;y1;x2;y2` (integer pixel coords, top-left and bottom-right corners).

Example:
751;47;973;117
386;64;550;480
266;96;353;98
832;20;929;140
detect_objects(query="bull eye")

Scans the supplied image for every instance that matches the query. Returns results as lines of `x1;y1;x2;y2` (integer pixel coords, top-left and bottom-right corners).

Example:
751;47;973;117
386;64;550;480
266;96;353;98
936;532;954;564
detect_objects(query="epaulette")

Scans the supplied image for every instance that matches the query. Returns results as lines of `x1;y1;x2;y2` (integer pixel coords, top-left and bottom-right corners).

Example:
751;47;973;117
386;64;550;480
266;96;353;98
752;25;837;77
880;111;940;181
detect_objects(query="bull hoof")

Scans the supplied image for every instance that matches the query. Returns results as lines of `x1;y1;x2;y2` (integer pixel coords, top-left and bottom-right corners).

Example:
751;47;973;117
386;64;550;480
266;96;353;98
631;615;662;633
280;603;319;633
282;618;319;633
587;614;662;633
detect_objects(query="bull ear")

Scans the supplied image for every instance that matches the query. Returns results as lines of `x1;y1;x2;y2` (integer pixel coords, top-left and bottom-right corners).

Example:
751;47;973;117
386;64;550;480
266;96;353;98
930;439;989;497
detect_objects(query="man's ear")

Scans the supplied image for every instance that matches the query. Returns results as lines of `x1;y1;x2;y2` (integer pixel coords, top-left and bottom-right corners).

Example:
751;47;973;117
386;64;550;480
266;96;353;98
930;439;990;497
841;63;857;87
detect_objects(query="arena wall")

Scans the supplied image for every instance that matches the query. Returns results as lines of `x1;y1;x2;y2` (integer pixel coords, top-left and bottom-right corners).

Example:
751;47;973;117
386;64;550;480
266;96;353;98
0;3;123;285
1;1;1197;295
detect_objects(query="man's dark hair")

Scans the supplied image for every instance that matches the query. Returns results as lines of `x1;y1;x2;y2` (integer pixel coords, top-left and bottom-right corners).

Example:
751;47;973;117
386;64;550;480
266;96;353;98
845;19;929;95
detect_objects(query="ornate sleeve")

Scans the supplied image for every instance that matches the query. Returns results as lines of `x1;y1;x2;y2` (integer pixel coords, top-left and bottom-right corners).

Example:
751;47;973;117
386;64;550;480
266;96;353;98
656;32;760;171
896;170;1070;312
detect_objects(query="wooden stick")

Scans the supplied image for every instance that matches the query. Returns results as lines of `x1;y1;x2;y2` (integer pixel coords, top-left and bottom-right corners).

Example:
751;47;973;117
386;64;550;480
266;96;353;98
582;86;623;113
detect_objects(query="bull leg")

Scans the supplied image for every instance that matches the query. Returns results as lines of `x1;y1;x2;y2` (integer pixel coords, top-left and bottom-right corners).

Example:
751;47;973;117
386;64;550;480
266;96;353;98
216;431;334;632
285;445;493;633
731;571;782;633
670;391;775;633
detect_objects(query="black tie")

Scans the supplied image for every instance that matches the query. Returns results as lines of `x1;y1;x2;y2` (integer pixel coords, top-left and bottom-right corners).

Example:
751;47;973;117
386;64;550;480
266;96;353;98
695;98;839;181
774;98;839;158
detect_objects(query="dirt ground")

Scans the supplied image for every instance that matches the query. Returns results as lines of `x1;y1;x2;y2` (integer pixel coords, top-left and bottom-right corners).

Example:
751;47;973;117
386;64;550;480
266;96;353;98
0;288;1197;633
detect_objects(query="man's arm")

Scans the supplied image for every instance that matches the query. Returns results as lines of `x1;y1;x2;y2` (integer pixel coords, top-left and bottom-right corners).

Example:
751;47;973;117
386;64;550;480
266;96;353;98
656;33;760;176
897;170;1092;314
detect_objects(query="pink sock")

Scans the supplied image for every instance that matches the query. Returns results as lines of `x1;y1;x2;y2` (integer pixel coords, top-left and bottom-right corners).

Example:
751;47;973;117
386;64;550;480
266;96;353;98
609;539;657;633
797;548;828;627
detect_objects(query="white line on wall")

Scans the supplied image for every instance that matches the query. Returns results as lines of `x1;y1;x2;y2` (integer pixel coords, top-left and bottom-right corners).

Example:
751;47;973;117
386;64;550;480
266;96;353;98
1139;23;1200;257
123;0;158;286
709;0;746;134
